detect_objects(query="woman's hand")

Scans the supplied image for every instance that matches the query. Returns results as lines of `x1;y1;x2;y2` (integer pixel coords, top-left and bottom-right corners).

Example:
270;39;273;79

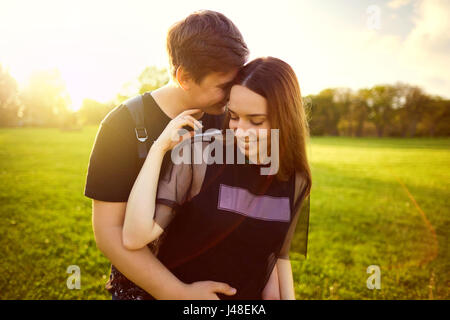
178;281;237;300
154;109;204;153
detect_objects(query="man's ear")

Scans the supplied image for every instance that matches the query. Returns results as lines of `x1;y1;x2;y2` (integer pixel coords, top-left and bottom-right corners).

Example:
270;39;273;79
175;66;192;91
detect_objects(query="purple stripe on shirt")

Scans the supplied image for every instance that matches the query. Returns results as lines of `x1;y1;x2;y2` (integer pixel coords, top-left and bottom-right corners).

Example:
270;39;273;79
218;184;290;222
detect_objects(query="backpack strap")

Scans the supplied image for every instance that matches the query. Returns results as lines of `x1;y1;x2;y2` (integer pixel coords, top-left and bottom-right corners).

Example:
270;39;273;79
124;95;150;160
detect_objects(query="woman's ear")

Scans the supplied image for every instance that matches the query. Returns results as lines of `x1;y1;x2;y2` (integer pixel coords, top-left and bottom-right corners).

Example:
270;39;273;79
175;66;192;91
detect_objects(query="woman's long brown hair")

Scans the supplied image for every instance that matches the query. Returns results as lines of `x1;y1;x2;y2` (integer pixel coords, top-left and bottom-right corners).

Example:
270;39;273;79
224;56;312;197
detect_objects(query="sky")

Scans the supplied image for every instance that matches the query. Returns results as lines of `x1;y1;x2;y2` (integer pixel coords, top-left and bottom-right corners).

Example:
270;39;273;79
0;0;449;110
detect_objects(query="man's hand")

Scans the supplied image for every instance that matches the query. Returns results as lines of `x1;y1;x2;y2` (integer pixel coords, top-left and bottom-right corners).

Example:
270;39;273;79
92;200;187;299
92;200;238;300
179;281;237;300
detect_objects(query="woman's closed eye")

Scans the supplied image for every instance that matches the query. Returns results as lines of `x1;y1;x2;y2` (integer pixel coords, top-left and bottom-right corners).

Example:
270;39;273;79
250;118;265;126
228;110;265;126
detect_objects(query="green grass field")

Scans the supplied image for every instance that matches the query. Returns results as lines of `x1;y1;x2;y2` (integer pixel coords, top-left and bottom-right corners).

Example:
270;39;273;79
0;126;448;299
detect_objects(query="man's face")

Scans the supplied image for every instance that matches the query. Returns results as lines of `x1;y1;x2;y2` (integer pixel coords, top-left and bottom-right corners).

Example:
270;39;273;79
186;68;239;115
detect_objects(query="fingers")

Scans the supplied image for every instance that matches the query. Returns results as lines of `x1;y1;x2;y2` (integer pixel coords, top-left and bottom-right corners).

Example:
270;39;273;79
172;123;196;146
178;130;195;143
209;281;237;296
177;115;203;130
184;115;203;130
173;120;196;142
166;109;204;148
176;115;202;131
178;109;203;127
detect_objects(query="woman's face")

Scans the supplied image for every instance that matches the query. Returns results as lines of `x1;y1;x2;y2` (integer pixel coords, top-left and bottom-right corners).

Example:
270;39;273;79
227;85;272;160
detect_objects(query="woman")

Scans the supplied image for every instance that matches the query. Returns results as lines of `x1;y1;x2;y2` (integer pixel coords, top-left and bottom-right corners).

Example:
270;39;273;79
122;57;311;300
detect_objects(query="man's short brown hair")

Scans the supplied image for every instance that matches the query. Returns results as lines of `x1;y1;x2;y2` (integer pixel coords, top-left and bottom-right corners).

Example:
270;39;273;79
167;10;249;83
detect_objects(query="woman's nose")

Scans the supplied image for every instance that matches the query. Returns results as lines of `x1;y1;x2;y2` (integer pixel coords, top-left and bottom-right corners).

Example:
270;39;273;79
235;126;258;141
235;119;251;132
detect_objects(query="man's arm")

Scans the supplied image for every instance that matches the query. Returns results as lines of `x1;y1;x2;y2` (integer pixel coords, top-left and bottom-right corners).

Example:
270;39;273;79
93;199;238;300
276;258;296;300
92;200;187;299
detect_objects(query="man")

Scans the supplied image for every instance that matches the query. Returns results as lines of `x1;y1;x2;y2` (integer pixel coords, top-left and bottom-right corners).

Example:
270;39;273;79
84;10;250;300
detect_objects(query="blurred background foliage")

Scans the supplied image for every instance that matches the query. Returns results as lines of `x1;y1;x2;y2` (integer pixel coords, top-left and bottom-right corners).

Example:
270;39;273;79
1;63;449;137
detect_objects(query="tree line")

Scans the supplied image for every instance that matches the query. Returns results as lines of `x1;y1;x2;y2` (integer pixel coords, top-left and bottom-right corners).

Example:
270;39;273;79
1;64;449;137
305;86;450;137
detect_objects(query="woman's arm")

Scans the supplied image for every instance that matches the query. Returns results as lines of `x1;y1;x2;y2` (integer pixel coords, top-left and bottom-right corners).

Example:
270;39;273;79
122;143;167;249
276;258;296;300
122;109;203;250
261;264;280;300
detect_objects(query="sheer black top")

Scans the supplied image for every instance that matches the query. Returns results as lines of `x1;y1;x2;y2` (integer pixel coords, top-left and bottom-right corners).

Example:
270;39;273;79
150;134;310;299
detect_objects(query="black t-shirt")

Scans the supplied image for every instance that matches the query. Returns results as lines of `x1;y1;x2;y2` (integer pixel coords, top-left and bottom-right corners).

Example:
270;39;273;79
84;92;226;299
84;92;225;202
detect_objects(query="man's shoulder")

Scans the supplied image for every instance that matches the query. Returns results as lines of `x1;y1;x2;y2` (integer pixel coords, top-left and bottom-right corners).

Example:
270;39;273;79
100;100;135;128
